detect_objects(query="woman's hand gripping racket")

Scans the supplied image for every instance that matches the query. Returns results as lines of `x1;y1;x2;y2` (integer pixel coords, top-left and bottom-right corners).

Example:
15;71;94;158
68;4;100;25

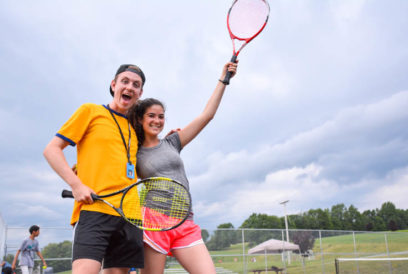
62;177;191;231
222;0;270;85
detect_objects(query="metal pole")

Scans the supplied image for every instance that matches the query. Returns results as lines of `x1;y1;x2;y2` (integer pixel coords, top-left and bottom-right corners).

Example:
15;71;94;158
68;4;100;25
281;230;287;274
385;233;392;274
319;230;325;274
280;200;290;264
353;232;360;274
280;200;290;243
264;248;268;273
242;229;247;274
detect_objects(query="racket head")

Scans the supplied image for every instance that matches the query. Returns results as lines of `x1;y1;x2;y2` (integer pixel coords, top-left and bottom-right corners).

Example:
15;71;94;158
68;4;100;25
120;177;191;231
227;0;270;54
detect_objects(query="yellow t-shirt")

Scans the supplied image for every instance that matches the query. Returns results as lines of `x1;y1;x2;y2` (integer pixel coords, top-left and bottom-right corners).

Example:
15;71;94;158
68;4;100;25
57;103;139;225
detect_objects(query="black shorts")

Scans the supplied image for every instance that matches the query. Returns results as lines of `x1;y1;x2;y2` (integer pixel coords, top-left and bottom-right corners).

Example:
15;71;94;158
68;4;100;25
73;210;144;269
2;267;12;274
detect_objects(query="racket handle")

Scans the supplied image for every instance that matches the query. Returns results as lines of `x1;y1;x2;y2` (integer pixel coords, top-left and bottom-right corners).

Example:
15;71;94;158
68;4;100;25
61;189;74;198
61;190;98;200
222;54;238;85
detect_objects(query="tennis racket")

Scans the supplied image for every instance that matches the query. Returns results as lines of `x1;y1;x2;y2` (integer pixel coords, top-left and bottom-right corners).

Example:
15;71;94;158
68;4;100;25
62;177;191;231
222;0;270;85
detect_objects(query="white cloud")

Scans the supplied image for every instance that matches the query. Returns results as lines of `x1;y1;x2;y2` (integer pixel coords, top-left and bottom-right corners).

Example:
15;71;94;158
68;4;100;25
330;0;367;25
191;91;408;227
195;164;337;225
195;163;408;228
359;166;408;210
9;204;63;220
191;91;408;184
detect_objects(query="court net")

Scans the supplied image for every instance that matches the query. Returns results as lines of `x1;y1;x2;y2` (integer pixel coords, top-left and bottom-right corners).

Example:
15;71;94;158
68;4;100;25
335;257;408;274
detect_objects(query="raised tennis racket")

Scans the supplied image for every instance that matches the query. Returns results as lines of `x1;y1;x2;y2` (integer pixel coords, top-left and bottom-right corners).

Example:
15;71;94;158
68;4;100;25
222;0;270;85
62;177;191;231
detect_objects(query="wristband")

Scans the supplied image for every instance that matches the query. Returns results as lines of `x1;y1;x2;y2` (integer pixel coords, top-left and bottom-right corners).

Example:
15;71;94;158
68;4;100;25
218;79;227;85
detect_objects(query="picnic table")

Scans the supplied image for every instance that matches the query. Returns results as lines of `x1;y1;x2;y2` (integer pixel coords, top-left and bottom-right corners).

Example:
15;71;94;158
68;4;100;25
250;265;284;274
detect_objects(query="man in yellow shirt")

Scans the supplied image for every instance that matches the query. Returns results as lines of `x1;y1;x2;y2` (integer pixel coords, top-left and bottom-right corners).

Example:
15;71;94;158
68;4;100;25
43;64;145;274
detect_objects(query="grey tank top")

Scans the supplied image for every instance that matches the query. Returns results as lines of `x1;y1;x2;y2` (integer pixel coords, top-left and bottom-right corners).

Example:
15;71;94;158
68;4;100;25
136;133;193;219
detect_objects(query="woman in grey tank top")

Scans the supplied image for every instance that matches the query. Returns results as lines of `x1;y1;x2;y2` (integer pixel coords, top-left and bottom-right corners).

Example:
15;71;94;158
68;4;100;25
128;61;238;274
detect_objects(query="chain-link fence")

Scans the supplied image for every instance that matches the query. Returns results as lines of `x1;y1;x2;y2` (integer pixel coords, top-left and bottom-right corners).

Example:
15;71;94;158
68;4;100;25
3;226;408;274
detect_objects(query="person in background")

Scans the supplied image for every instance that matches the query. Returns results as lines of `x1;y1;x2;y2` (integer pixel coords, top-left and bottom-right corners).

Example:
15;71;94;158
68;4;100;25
11;225;47;274
128;267;137;274
1;260;13;274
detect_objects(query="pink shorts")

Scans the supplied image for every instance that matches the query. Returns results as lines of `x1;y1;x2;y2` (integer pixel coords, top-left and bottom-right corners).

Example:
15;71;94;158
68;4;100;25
143;220;204;256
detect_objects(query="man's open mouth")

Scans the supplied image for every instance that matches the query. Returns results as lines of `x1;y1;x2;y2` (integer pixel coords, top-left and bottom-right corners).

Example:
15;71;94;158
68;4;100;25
122;94;132;100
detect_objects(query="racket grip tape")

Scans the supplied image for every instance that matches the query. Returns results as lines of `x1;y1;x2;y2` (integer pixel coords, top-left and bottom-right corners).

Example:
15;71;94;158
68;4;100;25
61;189;74;198
61;189;98;200
222;54;238;85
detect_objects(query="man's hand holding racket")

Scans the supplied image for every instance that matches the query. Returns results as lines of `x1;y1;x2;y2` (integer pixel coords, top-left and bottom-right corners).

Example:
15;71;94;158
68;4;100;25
70;182;96;205
68;164;96;204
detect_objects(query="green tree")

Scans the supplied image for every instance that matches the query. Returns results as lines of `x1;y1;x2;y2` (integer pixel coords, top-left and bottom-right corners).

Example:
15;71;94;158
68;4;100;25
41;240;72;273
331;203;347;230
307;208;332;230
344;205;364;231
388;220;398;231
378;202;400;230
206;223;237;251
241;213;282;229
289;214;306;229
362;210;380;231
201;229;210;243
240;214;282;246
291;230;315;253
396;209;408;229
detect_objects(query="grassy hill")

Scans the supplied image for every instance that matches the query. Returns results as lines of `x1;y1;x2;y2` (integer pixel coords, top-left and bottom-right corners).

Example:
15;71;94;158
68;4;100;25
209;231;408;273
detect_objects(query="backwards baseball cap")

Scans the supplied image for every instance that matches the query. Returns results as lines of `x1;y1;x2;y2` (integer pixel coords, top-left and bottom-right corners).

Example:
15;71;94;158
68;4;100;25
110;64;146;96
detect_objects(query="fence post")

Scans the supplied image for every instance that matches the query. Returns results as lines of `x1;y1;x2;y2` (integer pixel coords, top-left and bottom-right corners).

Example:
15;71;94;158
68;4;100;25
352;231;360;274
264;248;268;273
281;230;287;273
242;229;247;274
384;233;392;274
319;230;325;274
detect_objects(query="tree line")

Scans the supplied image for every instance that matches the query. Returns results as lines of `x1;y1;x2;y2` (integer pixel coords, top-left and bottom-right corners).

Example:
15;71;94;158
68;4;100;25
240;201;408;231
203;201;408;252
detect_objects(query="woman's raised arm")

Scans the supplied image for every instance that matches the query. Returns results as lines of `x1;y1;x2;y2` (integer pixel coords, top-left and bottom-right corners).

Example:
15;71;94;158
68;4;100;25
178;61;238;148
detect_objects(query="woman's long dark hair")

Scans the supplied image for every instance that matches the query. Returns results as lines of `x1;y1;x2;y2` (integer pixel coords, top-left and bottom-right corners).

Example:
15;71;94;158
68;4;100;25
128;98;165;147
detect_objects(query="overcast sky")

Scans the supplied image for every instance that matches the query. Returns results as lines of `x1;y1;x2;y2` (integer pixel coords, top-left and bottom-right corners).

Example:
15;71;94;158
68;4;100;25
1;0;408;245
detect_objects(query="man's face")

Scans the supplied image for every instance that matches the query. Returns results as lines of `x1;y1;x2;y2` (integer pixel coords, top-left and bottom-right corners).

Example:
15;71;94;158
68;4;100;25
110;71;143;114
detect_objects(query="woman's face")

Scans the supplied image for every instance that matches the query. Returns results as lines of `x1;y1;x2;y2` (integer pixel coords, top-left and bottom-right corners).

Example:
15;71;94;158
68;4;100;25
141;104;165;137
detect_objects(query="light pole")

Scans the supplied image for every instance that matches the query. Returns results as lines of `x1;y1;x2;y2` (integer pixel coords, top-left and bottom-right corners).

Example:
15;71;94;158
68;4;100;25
280;200;290;264
280;200;290;242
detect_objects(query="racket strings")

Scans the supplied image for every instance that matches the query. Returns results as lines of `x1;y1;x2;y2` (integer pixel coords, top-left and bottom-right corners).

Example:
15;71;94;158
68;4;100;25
228;0;269;39
121;186;143;223
122;179;190;230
